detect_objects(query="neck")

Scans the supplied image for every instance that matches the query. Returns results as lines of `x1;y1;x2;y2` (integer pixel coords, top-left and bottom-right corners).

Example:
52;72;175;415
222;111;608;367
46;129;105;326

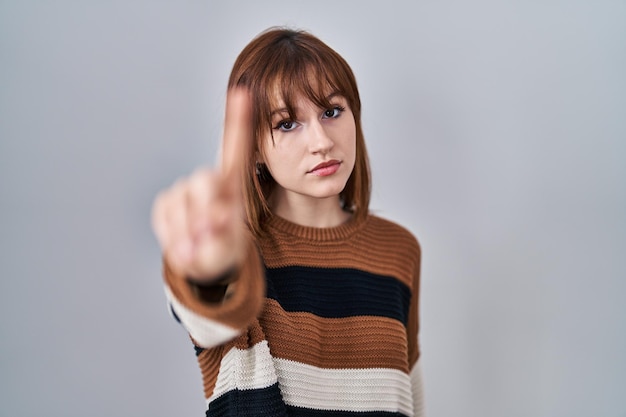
269;190;351;228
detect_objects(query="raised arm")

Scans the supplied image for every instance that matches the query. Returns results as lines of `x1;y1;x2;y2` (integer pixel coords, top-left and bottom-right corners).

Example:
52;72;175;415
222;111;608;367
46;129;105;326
151;88;265;347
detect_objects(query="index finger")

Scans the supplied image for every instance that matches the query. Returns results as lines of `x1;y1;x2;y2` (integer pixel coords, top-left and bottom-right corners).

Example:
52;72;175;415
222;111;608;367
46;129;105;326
220;87;253;187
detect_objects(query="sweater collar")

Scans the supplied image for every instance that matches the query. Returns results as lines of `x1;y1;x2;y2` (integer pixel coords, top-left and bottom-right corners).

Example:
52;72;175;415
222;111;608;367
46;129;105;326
266;212;368;241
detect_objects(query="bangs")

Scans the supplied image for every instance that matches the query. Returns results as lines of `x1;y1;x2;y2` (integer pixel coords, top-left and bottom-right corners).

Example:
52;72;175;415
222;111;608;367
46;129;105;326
251;39;361;136
267;64;341;121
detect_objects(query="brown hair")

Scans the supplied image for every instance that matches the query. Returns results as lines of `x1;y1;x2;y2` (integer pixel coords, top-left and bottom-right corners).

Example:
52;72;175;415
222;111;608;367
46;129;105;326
227;27;371;237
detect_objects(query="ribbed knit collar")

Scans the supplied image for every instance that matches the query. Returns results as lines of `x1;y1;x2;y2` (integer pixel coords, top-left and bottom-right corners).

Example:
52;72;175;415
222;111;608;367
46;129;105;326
266;212;368;242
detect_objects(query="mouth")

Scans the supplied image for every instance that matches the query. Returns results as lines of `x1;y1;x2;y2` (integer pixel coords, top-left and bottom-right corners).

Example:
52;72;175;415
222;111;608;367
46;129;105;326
308;160;341;176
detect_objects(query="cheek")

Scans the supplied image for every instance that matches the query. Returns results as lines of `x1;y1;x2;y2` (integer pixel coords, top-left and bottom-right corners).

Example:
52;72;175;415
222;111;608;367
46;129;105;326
259;134;281;167
347;127;358;171
261;144;293;178
345;124;357;156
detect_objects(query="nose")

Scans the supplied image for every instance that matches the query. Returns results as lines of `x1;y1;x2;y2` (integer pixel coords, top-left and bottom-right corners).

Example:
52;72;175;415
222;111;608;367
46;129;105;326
308;120;334;155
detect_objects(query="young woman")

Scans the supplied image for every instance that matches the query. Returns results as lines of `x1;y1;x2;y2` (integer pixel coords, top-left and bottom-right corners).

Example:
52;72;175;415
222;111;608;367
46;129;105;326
152;27;424;417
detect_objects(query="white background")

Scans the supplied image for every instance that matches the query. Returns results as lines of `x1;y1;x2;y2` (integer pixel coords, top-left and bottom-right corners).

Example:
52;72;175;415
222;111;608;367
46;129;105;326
1;1;624;416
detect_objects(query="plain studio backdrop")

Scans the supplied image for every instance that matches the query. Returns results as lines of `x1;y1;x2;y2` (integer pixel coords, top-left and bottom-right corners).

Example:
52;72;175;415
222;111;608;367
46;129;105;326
1;1;624;416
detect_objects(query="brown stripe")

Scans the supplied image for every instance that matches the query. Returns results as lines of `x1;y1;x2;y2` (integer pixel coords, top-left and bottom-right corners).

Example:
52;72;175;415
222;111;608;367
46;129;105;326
261;217;420;288
259;299;410;373
196;343;224;398
232;319;266;350
196;320;267;398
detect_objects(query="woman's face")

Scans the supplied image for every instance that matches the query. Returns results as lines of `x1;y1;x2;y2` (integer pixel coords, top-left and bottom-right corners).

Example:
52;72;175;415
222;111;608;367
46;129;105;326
260;93;356;206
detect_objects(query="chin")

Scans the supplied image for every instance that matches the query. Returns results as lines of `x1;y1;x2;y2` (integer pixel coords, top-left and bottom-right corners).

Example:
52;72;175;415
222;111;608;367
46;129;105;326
310;183;349;199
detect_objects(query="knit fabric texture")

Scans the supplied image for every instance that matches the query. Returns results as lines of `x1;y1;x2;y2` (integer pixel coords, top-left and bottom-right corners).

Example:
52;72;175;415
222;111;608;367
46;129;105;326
164;214;423;416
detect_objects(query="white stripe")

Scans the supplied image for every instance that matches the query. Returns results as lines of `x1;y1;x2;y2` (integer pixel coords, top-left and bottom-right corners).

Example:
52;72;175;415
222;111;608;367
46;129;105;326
207;345;415;415
208;341;278;404
274;358;414;415
164;285;240;348
411;358;425;417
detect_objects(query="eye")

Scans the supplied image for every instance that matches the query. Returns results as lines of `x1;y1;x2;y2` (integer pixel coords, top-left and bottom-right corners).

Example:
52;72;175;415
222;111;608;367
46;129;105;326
322;106;345;119
273;119;298;132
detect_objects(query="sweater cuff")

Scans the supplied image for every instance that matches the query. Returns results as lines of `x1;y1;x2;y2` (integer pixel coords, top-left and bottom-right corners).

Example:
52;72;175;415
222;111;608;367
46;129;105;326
187;267;238;303
163;239;265;347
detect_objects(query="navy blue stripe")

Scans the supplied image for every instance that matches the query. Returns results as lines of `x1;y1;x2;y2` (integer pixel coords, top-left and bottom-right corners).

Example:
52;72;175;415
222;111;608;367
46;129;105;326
206;384;409;417
194;345;205;356
169;303;181;323
206;383;289;416
286;405;408;417
265;266;411;326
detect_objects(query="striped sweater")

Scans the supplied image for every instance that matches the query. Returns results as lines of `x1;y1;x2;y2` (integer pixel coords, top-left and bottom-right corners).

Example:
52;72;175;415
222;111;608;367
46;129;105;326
164;214;423;416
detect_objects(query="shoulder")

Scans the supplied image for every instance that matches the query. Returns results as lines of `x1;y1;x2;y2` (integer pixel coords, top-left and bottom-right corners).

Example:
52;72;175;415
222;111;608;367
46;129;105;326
348;214;421;288
365;214;421;250
356;214;421;266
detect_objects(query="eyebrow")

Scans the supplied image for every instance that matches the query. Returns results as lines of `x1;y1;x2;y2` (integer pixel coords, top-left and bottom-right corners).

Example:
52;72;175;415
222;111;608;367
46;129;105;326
270;108;290;117
270;92;343;117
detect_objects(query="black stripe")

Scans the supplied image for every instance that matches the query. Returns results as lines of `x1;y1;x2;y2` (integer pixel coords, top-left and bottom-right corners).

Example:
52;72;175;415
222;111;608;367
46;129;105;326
265;266;411;325
206;384;409;417
169;303;181;323
193;344;205;356
206;384;289;416
286;405;408;417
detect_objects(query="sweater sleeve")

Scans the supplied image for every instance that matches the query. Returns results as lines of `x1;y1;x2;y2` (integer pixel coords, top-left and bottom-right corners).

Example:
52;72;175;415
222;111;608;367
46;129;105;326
407;239;424;415
411;357;425;417
162;237;265;349
407;238;421;369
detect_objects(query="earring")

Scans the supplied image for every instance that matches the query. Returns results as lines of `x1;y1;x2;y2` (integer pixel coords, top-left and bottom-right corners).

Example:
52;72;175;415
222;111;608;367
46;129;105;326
255;162;263;176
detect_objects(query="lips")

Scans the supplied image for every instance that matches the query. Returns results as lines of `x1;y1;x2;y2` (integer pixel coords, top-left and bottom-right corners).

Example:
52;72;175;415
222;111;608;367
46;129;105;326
308;160;341;176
